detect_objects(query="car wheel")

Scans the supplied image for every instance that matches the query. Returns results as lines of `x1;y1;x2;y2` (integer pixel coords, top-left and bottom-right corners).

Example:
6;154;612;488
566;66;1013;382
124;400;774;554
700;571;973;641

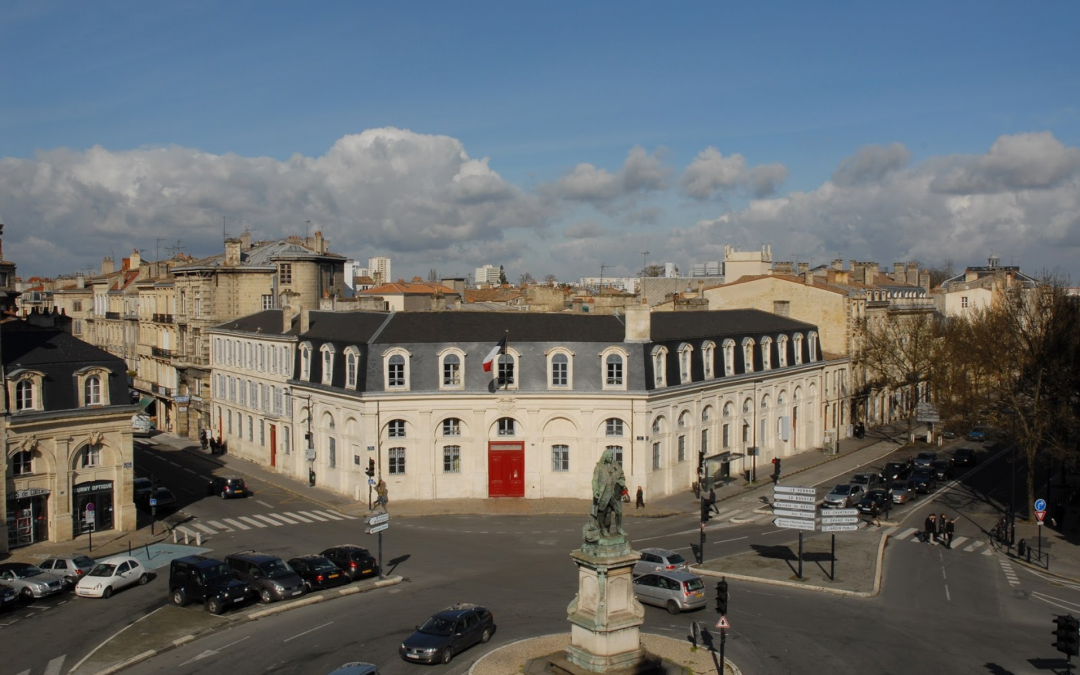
207;597;225;615
666;600;681;615
441;647;453;664
304;581;313;594
481;627;492;643
138;573;149;586
103;586;113;599
220;491;228;500
20;587;34;601
172;589;187;606
64;576;77;588
259;588;273;604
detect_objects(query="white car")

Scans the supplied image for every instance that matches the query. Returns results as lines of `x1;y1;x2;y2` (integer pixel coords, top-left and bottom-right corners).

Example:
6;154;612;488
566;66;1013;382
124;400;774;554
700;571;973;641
75;556;149;599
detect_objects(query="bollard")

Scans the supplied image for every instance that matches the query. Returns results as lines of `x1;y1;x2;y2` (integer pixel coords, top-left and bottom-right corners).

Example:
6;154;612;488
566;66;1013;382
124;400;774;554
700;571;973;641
145;543;151;560
128;541;131;556
172;529;178;544
196;532;202;546
184;530;190;545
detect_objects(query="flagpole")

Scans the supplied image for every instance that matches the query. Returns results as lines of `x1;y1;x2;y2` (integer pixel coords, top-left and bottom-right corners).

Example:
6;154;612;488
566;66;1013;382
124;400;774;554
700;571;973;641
502;330;510;390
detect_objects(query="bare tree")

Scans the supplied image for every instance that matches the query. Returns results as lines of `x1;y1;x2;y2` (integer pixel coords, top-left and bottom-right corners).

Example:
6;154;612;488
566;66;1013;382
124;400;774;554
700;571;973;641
925;260;956;289
544;273;557;286
642;264;665;278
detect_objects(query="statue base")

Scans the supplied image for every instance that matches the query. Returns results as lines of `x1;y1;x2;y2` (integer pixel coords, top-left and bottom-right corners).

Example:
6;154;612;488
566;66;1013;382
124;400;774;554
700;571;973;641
565;547;646;673
524;650;675;675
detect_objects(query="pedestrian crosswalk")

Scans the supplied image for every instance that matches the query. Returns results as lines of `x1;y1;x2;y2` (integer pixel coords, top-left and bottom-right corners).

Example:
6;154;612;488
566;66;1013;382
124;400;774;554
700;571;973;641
12;654;64;675
883;526;993;555
999;559;1020;586
174;509;357;538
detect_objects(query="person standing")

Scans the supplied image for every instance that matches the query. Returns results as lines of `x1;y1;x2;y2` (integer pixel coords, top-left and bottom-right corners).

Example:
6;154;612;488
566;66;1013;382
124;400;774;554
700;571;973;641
924;513;936;544
709;487;718;514
945;517;956;549
938;513;948;543
635;486;645;509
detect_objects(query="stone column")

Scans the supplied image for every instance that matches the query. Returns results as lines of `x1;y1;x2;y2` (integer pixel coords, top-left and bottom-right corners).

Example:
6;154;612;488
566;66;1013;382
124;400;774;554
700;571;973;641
565;546;646;672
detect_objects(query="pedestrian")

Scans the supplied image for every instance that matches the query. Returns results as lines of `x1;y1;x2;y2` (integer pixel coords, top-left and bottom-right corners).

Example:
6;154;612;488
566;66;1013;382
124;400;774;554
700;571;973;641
376;479;388;508
868;500;881;528
200;429;209;450
938;512;947;543
209;436;218;454
924;513;936;544
709;487;718;514
693;481;701;499
945;517;956;549
636;486;645;509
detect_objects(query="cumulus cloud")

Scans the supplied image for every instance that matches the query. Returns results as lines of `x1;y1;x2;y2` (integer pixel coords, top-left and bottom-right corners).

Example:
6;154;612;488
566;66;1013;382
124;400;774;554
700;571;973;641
543;146;668;209
564;220;606;239
680;147;788;200
931;131;1080;194
831;143;910;187
0;127;552;276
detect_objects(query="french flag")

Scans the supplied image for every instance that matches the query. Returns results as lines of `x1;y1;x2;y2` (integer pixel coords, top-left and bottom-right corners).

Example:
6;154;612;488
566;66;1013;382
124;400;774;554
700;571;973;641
482;336;507;372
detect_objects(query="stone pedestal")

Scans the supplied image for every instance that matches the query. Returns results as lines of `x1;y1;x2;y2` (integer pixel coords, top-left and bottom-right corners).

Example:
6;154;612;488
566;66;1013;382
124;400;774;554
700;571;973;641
565;543;646;672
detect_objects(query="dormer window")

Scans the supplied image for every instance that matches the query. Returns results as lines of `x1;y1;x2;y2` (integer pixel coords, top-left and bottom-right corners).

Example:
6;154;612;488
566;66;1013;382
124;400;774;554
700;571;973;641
384;349;412;391
652;347;668;387
300;343;313;380
723;339;735;376
777;335;789;368
678;343;693;384
320;344;336;386
601;348;628;391
742;338;755;373
793;333;804;365
761;337;773;370
85;376;102;405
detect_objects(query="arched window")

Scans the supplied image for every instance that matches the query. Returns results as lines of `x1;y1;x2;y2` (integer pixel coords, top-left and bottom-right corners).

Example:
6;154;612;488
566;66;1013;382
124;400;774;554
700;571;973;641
345;348;359;389
85;375;102;406
678;343;693;384
606;418;624;437
777;335;789;368
723;402;733;418
702;341;716;379
388;354;406;388
678;411;690;428
743;398;752;415
551;353;569;387
443;354;461;386
605;353;624;387
652;347;668;387
702;406;712;422
388;419;406;438
497;417;516;436
761;336;773;370
15;380;33;411
320;344;335;386
809;331;819;361
442;418;462;437
723;339;735;376
793;333;804;365
742;338;755;373
300;343;312;380
497;353;516;386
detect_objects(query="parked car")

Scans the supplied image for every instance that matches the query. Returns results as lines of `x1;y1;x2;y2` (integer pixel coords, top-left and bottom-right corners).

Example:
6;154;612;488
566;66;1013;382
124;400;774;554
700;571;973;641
968;426;988;442
857;489;890;515
0;563;66;601
321;545;379;581
941;429;957;440
889;480;916;504
75;556;149;599
824;484;863;508
132;413;154;437
225;551;305;603
207;476;249;499
139;486;177;512
288;555;349;593
930;460;953;482
39;555;96;587
133;477;153;501
169;555;251;614
633;548;690;577
850;473;881;492
633;571;707;614
399;603;495;664
0;584;18;611
953;447;978;467
911;469;937;494
913;452;937;469
325;664;379;675
881;462;912;482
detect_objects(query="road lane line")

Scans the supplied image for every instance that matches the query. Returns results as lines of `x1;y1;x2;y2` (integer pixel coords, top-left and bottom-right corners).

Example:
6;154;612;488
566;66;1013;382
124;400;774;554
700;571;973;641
239;516;267;528
1033;593;1080;613
266;513;299;524
945;585;951;602
183;468;197;474
207;520;232;531
298;511;329;522
43;655;65;675
718;537;748;544
284;621;334;643
258;501;274;508
283;512;313;523
67;606;165;674
331;510;358;519
964;540;984;552
1032;591;1080;612
982;548;993;556
193;523;216;534
167;461;182;467
222;518;251;530
313;510;345;521
760;530;787;536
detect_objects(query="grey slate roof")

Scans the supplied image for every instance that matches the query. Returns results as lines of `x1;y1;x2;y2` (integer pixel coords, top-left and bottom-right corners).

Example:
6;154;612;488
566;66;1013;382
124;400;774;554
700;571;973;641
649;309;816;342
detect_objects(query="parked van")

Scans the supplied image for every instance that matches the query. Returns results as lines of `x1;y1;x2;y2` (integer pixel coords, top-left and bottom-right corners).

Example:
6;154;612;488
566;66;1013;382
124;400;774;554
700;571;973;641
132;414;154;437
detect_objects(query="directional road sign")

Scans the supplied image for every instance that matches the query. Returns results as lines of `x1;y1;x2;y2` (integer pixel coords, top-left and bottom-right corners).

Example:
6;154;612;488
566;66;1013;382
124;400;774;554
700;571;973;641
1035;499;1047;512
820;516;860;525
774;517;816;531
774;494;816;503
773;486;816;495
365;523;389;535
820;508;858;517
772;500;816;511
772;508;817;519
367;512;390;526
821;524;859;532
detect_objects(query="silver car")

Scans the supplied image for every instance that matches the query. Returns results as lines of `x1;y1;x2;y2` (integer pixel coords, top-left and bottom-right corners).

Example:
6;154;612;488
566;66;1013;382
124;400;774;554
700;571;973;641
889;480;916;504
633;570;707;614
0;563;67;601
633;548;689;578
40;555;96;587
824;484;863;508
850;473;881;492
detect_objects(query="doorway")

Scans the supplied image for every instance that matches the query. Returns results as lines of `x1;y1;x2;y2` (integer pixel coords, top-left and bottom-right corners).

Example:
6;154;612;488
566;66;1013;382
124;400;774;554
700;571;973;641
487;441;525;497
270;424;277;467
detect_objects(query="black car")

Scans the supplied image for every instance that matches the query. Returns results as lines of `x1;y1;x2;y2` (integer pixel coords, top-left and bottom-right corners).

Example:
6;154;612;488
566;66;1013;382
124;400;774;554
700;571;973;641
400;603;495;664
138;486;177;513
169;555;250;615
287;555;349;592
207;476;249;499
930;460;953;482
953;447;978;467
856;489;890;515
881;462;912;482
321;545;379;581
0;584;17;611
225;551;306;603
911;469;937;494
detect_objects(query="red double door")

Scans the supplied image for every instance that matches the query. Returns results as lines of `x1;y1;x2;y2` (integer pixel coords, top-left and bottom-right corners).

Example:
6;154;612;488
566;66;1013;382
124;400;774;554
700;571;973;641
488;441;525;497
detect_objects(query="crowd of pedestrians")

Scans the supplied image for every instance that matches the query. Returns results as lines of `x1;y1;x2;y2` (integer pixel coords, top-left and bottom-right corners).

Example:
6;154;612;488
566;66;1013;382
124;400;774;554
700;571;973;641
923;512;957;547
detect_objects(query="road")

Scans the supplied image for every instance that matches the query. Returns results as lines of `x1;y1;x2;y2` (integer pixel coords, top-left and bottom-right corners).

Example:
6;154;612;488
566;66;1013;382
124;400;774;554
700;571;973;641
4;438;1077;675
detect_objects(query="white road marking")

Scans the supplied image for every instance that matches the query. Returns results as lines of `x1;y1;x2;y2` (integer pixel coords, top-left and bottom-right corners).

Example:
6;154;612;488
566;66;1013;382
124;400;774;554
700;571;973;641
43;655;65;675
982;548;993;556
1032;591;1080;612
284;512;313;523
183;468;197;474
896;527;918;540
298;511;329;522
950;536;969;549
193;523;216;534
223;518;251;530
207;520;232;531
880;526;899;537
239;516;267;528
717;537;748;544
284;621;333;643
945;585;951;602
167;461;182;467
760;529;788;536
258;501;274;508
328;510;357;519
253;515;284;527
266;513;298;524
314;510;345;521
964;540;985;552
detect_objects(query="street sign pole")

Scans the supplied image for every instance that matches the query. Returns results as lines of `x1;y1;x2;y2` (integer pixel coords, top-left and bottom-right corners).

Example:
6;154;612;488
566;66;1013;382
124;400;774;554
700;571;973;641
719;626;727;674
378;530;384;580
831;534;835;581
798;532;804;580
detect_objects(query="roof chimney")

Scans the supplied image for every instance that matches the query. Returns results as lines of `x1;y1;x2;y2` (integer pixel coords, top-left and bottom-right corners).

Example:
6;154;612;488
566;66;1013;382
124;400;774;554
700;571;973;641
224;238;242;266
624;305;651;342
300;308;311;334
101;256;114;275
803;270;814;285
240;230;251;250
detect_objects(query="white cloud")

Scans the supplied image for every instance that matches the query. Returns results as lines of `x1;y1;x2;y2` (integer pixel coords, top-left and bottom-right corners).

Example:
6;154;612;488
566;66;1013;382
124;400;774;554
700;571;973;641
831;143;910;187
563;220;606;239
931;131;1080;194
680;147;788;200
543;146;668;209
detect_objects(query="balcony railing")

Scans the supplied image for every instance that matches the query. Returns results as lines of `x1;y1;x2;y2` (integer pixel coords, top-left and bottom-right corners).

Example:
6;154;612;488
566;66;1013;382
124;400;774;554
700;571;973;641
151;346;175;358
152;313;174;324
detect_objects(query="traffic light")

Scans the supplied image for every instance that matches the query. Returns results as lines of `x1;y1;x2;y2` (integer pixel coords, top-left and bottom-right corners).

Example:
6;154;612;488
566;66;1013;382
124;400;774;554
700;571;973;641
773;458;782;476
1053;615;1080;656
716;577;729;615
365;458;375;478
701;499;711;523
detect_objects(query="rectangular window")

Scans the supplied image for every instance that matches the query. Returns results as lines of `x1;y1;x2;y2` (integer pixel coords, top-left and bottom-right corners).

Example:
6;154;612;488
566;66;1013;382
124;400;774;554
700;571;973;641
227;412;233;435
328;437;337;468
742;422;750;444
606;358;623;385
606;445;624;466
723;423;730;448
497;356;514;384
961;296;969;308
551;359;567;386
284;427;291;455
259;420;264;446
73;301;82;312
279;263;292;284
388;420;406;438
13;451;32;475
262;294;274;310
443;445;461;473
388;447;406;475
701;429;709;456
552;444;569;472
773;300;791;317
677;437;685;462
82;446;101;468
442;419;460;436
606;419;624;437
498;418;516;436
652;443;661;470
389;361;405;387
443;358;460;386
248;416;254;441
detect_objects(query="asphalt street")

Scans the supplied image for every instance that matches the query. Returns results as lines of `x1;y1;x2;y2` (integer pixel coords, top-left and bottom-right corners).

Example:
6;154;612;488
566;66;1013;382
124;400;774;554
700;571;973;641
5;437;1076;675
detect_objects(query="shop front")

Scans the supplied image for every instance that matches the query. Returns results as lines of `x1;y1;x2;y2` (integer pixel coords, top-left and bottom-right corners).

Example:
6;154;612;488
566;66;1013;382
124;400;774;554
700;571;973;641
72;479;114;535
6;487;50;549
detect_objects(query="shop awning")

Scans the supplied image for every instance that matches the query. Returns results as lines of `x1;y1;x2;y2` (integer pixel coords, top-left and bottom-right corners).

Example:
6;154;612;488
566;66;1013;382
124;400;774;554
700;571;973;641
138;396;154;410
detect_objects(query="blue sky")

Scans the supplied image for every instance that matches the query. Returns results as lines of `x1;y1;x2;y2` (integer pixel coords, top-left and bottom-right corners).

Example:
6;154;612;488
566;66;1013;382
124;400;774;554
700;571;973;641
3;1;1079;283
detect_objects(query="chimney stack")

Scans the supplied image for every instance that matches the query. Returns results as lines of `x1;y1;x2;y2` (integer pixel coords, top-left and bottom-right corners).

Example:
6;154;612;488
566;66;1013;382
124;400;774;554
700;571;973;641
240;230;251;250
224;238;242;266
101;256;114;275
300;308;311;334
624;305;651;342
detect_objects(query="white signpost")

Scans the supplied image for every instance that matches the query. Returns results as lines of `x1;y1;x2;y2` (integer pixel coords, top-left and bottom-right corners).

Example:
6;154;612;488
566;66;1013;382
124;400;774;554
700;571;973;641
820;508;859;517
365;522;389;535
772;501;816;511
821;524;860;532
773;508;818;519
773;486;817;495
773;493;816;503
820;516;860;525
773;517;816;531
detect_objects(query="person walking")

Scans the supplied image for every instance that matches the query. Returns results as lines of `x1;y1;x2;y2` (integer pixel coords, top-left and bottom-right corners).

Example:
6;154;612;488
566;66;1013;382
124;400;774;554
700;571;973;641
938;513;948;543
635;486;645;509
945;517;956;549
924;513;936;544
709;487;718;514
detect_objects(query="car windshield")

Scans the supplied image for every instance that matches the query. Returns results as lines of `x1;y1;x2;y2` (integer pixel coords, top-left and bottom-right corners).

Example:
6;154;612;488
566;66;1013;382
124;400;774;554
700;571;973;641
852;476;868;484
830;485;847;494
419;616;456;636
684;578;705;592
73;556;95;567
917;453;933;460
227;479;244;487
201;563;232;582
12;566;42;579
890;482;907;491
309;558;338;572
261;559;295;579
88;564;117;577
666;553;686;565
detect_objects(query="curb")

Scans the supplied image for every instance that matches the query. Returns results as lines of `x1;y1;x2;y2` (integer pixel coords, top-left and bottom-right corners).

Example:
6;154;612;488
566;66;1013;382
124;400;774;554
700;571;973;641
690;533;888;599
86;575;403;675
1010;554;1080;584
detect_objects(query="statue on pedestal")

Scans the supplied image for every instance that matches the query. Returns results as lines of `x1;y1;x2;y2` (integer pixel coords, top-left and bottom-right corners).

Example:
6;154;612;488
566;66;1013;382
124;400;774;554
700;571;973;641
584;448;627;544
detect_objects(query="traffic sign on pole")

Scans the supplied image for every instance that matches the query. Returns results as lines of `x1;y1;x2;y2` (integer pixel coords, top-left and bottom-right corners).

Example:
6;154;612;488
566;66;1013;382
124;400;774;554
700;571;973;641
367;512;390;526
820;508;859;517
774;518;816;531
772;500;816;511
821;524;859;532
773;486;816;496
365;523;389;535
820;516;859;525
1035;499;1047;512
773;494;816;503
716;615;731;630
772;508;817;519
1036;511;1047;524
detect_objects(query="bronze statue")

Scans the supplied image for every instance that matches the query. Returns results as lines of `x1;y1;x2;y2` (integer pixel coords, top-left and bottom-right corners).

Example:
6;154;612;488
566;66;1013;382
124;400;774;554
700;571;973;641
584;448;627;542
